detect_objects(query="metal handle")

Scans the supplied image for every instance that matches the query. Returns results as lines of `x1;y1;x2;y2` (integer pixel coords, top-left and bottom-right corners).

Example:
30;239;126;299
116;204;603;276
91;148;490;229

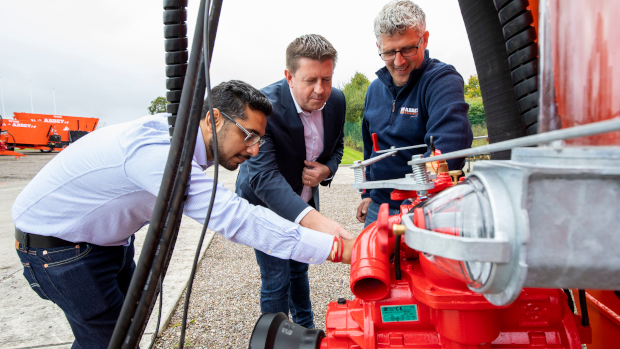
401;213;511;263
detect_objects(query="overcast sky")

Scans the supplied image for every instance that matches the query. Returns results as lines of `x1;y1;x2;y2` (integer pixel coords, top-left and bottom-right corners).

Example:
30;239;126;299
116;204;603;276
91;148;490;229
0;0;476;126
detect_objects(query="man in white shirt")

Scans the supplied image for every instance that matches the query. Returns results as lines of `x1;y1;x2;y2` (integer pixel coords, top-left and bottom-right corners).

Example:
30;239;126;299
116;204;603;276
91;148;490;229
13;80;352;349
235;35;349;329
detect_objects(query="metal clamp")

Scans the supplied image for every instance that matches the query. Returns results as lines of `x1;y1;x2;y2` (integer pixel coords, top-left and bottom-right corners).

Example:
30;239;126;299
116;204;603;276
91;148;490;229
401;213;511;263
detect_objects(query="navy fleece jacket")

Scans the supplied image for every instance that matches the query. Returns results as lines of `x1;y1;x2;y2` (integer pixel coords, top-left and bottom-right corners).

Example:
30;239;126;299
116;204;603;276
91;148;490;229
362;49;473;209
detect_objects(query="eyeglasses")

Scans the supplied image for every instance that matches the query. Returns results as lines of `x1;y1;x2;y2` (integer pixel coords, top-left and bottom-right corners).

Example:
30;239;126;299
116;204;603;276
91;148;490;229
220;111;265;148
378;37;423;61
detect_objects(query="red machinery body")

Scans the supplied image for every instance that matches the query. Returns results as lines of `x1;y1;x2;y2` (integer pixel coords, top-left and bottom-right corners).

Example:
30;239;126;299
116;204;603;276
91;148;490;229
321;211;590;349
0;112;98;153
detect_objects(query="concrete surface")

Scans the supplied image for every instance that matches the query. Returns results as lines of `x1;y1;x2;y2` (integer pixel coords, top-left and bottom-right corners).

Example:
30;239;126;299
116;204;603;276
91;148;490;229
0;162;359;348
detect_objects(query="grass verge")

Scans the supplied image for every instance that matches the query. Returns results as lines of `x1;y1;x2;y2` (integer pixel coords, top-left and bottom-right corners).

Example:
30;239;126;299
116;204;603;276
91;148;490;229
341;147;363;165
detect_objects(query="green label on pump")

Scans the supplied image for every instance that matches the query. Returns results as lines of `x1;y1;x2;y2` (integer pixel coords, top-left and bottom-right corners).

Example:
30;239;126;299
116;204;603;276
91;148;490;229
380;304;419;322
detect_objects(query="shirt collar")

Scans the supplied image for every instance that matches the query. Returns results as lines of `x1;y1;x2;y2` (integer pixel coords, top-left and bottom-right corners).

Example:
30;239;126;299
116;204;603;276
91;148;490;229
194;126;214;170
288;86;325;115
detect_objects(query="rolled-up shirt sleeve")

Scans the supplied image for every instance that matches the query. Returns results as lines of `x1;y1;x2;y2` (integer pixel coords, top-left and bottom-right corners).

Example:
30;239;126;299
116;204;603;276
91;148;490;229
125;141;332;264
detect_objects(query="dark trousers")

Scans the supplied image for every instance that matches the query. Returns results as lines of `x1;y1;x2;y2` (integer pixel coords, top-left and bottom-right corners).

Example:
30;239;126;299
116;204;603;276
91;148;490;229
253;197;316;329
15;236;136;349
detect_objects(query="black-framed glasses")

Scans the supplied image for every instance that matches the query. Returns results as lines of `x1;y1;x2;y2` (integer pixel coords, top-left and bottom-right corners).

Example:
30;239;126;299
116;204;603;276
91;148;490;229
220;111;265;148
378;37;424;61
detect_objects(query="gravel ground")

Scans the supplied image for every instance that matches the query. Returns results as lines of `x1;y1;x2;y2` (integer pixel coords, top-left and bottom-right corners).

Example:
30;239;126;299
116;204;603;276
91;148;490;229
153;184;365;349
0;150;57;182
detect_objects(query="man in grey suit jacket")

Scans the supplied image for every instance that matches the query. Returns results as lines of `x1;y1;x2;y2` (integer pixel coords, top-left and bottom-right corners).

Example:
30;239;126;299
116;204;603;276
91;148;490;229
235;34;352;328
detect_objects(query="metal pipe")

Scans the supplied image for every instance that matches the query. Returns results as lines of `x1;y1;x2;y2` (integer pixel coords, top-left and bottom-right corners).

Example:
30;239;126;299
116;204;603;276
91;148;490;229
408;118;620;166
375;143;426;154
350;150;397;169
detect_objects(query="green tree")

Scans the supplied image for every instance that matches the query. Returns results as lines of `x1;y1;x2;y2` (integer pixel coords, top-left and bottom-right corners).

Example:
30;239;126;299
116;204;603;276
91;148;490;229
464;74;481;98
465;97;486;125
341;72;371;123
148;96;168;115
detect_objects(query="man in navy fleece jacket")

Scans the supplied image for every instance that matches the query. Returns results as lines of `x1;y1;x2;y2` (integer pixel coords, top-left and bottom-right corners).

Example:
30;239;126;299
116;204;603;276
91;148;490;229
357;0;473;226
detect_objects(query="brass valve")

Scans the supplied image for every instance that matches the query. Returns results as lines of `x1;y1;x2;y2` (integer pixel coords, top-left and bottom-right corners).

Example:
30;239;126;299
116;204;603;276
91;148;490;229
449;170;463;185
392;224;406;236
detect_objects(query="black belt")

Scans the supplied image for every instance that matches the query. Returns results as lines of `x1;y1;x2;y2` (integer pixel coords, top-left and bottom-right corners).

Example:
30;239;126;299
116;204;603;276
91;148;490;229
15;228;76;248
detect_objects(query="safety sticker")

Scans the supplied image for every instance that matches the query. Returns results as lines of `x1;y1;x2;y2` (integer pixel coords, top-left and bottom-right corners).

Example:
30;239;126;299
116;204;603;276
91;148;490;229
380;304;419;323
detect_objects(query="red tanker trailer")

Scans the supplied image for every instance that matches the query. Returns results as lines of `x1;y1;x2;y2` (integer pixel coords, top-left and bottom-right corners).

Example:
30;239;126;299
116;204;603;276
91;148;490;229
0;112;98;156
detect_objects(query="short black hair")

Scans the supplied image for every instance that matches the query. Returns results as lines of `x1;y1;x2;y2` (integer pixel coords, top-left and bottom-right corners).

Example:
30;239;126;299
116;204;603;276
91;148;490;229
201;80;272;121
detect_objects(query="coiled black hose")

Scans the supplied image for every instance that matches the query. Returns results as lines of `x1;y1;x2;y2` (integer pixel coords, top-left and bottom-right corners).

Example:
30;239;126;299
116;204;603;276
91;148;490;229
108;0;222;347
164;0;189;136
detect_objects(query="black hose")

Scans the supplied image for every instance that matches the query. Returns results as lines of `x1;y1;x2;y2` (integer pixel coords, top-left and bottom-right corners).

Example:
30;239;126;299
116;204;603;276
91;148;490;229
563;289;575;313
394;235;402;280
178;4;221;347
147;277;163;349
578;289;589;327
108;0;210;347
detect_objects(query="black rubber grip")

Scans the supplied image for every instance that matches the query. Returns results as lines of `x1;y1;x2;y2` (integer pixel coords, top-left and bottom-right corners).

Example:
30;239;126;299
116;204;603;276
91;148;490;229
514;76;537;98
498;0;528;25
523;107;538;127
166;77;185;90
506;26;536;55
168;116;177;127
164;24;187;39
517;91;538;113
163;0;188;9
163;9;187;25
508;44;537;69
503;11;534;40
165;37;188;52
165;51;188;65
166;90;183;103
166;103;179;115
511;60;538;84
166;64;187;78
493;0;512;11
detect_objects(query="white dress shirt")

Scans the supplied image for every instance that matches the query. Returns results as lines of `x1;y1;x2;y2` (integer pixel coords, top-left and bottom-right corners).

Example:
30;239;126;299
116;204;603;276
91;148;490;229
12;114;332;264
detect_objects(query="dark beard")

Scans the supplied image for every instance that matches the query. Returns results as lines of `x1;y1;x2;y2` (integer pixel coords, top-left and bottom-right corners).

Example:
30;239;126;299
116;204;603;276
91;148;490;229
207;129;247;171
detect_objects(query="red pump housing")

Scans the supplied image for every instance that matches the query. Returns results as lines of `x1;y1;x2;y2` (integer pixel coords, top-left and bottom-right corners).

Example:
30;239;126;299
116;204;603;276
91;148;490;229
320;205;591;349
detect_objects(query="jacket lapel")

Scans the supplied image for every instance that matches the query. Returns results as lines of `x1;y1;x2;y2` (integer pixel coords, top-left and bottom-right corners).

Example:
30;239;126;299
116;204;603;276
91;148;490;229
318;99;334;160
280;80;306;158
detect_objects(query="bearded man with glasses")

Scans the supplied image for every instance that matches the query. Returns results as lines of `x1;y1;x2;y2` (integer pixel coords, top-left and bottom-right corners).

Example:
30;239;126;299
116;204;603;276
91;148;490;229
236;34;352;329
12;80;355;348
356;0;473;227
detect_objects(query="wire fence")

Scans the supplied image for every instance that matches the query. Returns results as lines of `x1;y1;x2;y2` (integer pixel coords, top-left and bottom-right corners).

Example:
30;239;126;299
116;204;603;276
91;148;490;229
344;121;363;152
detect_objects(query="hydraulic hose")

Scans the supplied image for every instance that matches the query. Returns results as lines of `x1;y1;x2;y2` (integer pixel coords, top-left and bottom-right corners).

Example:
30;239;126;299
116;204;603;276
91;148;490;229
395;235;402;280
563;289;575;313
578;289;589;327
179;1;220;347
108;0;220;347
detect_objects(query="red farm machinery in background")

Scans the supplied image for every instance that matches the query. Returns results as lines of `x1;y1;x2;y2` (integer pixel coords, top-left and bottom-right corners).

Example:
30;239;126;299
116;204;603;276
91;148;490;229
249;0;620;348
0;112;99;157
